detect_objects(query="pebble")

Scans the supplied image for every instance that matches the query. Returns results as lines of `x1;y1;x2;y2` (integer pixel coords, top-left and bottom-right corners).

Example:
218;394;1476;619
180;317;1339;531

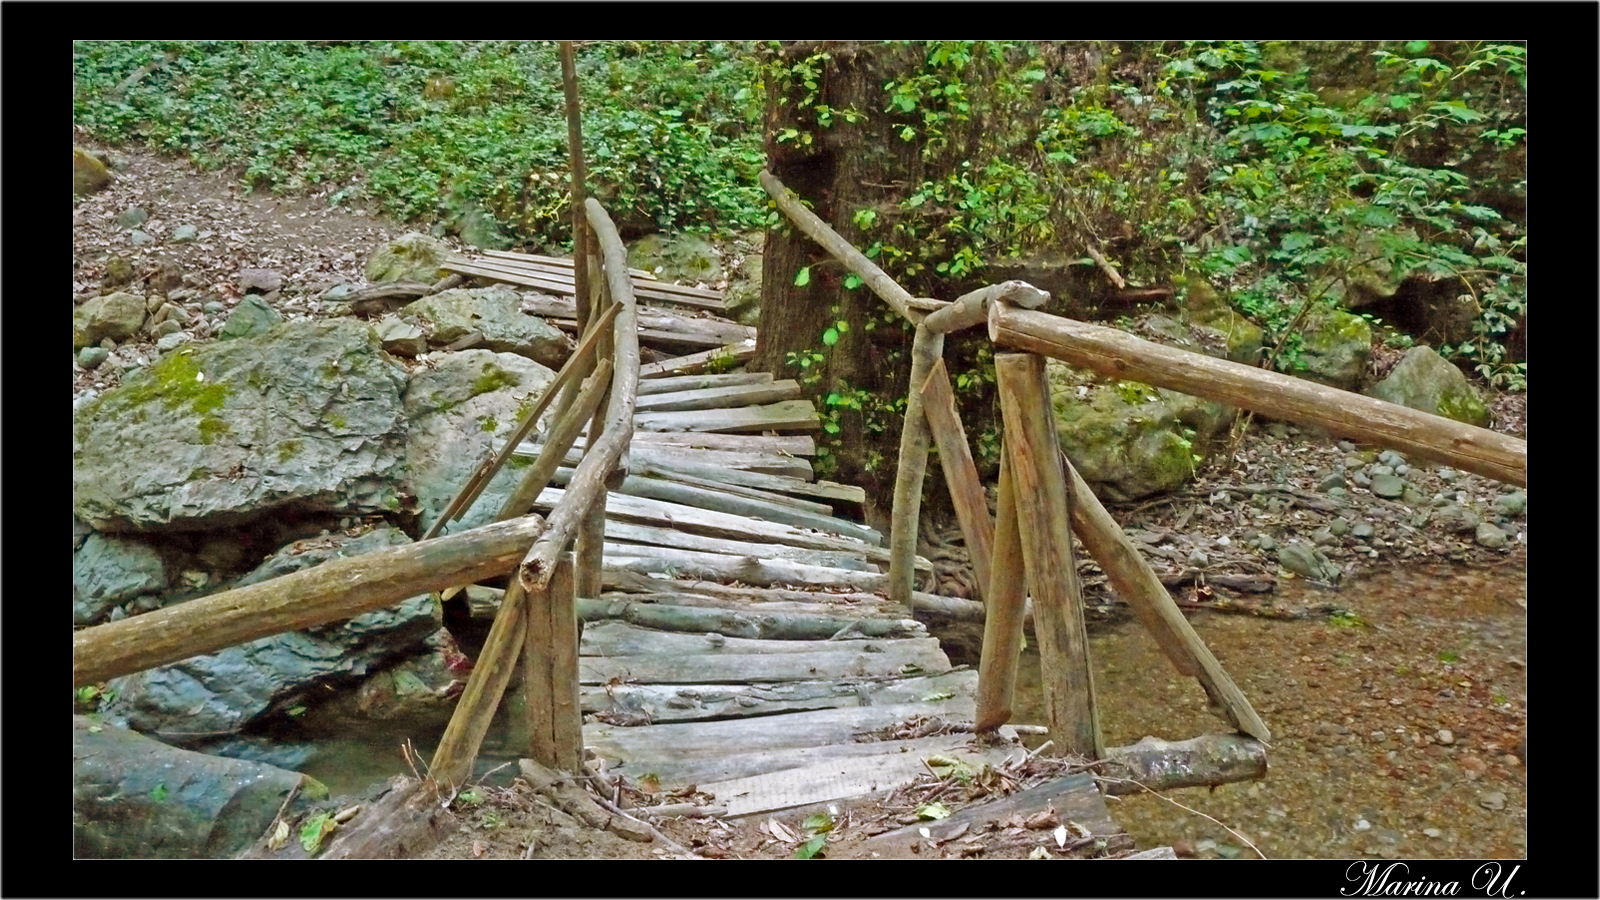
1436;729;1454;745
78;346;110;369
1394;465;1409;476
1329;518;1350;537
1370;474;1406;499
1378;449;1406;467
1351;471;1372;488
1494;491;1526;518
1477;791;1506;811
1257;534;1277;552
1459;756;1488;779
1423;828;1443;838
1438;468;1457;482
1473;522;1508;549
156;332;191;352
1187;549;1208;567
1326;486;1347;499
130;230;155;246
171;223;199;242
1336;440;1356;452
1352;521;1375;539
1370;464;1394;477
1353;819;1371;832
1319;473;1347;492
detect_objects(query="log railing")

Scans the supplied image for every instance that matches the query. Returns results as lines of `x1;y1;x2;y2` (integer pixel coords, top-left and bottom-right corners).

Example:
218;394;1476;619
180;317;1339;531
762;168;1525;773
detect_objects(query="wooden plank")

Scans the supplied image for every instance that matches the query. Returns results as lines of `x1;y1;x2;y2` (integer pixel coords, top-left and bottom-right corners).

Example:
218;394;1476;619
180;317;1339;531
524;296;753;347
633;463;834;515
862;772;1127;857
532;486;884;556
547;468;877;544
919;357;993;600
581;620;931;657
598;593;907;621
989;303;1526;487
478;249;657;280
585;700;978;784
637;372;775;396
603;431;815;456
581;671;977;727
640;458;864;505
597;520;871;569
639;340;757;378
578;643;952;685
633;379;802;413
604;551;889;592
508;440;813;480
701;736;1015;820
634;399;821;434
446;256;726;310
997;352;1100;758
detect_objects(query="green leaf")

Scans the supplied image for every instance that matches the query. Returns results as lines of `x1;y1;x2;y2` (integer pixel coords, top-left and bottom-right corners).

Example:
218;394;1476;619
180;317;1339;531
916;801;953;820
794;834;829;859
843;273;863;289
802;813;835;832
822;327;839;346
1404;40;1430;55
150;783;168;803
793;266;811;287
300;812;336;854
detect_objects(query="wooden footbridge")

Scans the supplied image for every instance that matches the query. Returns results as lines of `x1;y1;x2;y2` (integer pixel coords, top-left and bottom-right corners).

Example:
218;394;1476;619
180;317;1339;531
72;62;1526;855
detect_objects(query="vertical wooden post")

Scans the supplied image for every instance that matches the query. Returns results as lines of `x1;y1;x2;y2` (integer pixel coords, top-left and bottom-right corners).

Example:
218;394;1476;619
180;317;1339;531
975;446;1027;733
524;552;582;773
887;324;944;609
995;352;1101;758
430;578;531;788
918;357;994;601
574;264;615;601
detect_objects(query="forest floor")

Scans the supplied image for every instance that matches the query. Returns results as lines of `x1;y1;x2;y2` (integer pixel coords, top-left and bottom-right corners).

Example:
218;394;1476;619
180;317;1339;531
74;138;1526;860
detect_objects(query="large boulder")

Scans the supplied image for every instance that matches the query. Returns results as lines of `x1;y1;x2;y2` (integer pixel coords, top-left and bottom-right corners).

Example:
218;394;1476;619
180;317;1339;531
74;716;315;859
364;232;451;284
1366;346;1490;427
74;147;113;197
73;319;410;532
627;232;723;285
73;531;169;626
406;285;574;369
100;525;438;739
404;349;557;534
74;291;147;348
1285;309;1371;391
1048;361;1234;502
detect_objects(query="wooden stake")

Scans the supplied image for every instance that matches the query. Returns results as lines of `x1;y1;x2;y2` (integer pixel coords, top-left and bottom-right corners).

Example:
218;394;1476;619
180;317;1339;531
918;358;993;598
886;324;944;609
525;552;582;773
498;357;613;521
975;447;1027;733
1061;454;1270;742
430;573;532;788
996;352;1100;757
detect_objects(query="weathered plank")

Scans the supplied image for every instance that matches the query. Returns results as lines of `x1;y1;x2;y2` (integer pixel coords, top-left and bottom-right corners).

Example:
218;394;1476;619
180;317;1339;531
604;550;888;592
594;431;815;456
637;372;775;396
862;772;1127;857
532;486;882;556
578;642;951;685
582;671;977;727
634;399;821;434
581;621;931;657
641;458;863;506
633;379;802;413
478;249;656;280
597;520;872;569
595;592;908;621
639;340;757;378
633;463;835;515
444;256;726;310
520;294;752;346
508;440;813;480
585;699;978;785
700;736;1016;820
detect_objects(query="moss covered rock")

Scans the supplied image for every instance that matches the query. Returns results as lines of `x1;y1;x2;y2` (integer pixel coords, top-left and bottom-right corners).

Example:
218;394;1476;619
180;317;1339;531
1366;346;1489;427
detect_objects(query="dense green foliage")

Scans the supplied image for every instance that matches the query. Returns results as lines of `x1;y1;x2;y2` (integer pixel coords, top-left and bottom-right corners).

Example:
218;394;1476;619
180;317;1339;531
73;40;768;244
774;40;1526;390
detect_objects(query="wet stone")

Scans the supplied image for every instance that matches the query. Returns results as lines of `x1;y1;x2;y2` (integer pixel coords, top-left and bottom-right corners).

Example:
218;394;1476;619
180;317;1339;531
1352;521;1375;539
1351;472;1372;488
1370;465;1395;477
1329;518;1351;537
1473;522;1508;549
1370;474;1406;499
1319;473;1347;492
1493;491;1526;518
1336;440;1357;452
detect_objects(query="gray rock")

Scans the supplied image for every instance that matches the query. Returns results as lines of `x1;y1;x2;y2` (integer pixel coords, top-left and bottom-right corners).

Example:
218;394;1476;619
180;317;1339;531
1278;542;1341;585
152;319;184;338
407;285;574;369
73;319;410;532
1474;522;1508;549
218;295;284;341
1394;464;1410;476
78;346;110;369
1370;474;1406;499
365;231;451;284
1256;533;1277;552
1187;549;1208;568
74;291;147;348
1046;361;1234;502
1352;521;1376;539
1477;791;1506;811
1437;468;1457;482
1401;484;1428;506
1378;449;1406;467
74;716;309;859
376;316;428;357
238;268;284;295
1290;310;1371;391
1370;464;1394;477
1493;491;1526;518
627;231;723;285
203;300;226;315
171;223;199;242
319;282;358;302
1318;473;1347;492
1329;518;1350;537
116;207;149;229
1336;440;1356;452
405;349;557;534
103;525;438;739
1367;346;1490;427
1435;503;1481;534
1326;486;1348;499
155;331;191;353
1312;528;1338;546
129;230;155;246
1351;471;1372;488
74;531;168;626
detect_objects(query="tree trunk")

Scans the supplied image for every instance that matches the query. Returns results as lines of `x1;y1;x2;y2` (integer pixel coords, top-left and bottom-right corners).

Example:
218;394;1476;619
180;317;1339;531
757;41;938;515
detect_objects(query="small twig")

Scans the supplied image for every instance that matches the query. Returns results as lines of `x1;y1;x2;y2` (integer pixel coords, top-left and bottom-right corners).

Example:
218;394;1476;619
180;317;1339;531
826;619;865;641
1101;775;1267;859
1025;739;1056;761
269;776;304;832
588;792;700;858
1086;244;1127;290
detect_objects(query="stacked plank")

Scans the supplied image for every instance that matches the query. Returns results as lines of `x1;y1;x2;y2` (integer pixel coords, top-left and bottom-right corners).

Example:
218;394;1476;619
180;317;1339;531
443;250;757;355
486;341;1011;819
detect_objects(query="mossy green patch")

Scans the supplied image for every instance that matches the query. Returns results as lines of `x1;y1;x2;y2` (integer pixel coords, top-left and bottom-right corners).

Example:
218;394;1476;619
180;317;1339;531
1436;386;1488;426
470;365;519;398
186;466;212;482
88;348;234;445
277;439;304;463
480;416;499;433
